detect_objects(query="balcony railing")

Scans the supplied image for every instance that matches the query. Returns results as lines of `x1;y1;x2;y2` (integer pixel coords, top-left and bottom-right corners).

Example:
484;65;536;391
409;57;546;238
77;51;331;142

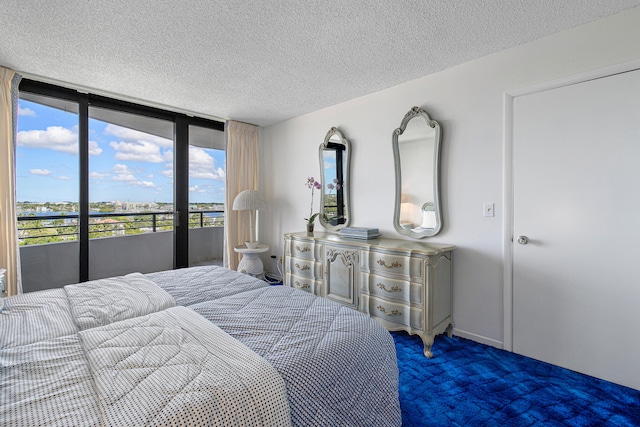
17;210;224;245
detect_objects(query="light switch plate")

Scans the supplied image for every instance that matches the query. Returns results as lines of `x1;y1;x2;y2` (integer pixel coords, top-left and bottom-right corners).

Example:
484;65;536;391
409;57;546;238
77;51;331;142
483;203;495;217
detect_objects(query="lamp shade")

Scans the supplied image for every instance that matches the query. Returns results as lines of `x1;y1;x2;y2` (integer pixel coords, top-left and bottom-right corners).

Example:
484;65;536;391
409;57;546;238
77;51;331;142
232;190;268;211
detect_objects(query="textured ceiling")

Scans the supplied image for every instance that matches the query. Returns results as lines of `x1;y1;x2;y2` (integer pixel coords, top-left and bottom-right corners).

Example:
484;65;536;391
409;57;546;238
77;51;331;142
1;1;639;126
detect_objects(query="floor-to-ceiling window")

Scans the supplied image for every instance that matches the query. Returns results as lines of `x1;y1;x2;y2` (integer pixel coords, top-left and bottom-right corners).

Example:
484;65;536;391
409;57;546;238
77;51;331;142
16;94;80;243
16;92;81;289
187;125;225;266
87;106;177;279
16;79;224;291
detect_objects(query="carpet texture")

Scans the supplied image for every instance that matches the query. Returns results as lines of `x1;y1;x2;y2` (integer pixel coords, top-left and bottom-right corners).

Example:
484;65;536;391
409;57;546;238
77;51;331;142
393;332;640;426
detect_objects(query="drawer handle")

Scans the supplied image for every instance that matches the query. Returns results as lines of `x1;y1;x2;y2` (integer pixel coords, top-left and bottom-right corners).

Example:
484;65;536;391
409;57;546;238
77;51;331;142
377;259;402;269
296;245;311;253
377;305;401;316
294;281;310;289
295;263;310;271
377;283;402;293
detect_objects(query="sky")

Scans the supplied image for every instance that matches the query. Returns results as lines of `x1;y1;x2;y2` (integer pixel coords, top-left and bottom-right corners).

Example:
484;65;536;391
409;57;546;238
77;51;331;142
16;99;226;204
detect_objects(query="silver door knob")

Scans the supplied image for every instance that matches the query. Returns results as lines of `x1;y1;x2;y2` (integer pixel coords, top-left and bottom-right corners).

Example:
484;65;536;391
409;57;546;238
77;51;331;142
517;236;529;245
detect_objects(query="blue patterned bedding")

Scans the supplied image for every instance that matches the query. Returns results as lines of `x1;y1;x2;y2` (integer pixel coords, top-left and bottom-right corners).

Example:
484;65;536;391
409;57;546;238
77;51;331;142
189;286;401;427
148;266;402;427
145;265;269;305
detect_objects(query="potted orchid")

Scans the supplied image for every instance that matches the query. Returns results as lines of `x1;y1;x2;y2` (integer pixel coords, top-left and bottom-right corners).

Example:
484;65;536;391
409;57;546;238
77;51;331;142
305;177;322;232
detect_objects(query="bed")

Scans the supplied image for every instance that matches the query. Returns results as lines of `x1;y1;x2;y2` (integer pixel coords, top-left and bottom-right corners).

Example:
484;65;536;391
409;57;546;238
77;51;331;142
1;266;401;427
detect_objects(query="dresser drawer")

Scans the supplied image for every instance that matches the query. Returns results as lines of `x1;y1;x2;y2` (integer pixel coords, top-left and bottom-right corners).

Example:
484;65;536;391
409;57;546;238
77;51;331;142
286;238;319;260
286;257;320;279
361;295;423;330
362;250;424;280
361;272;423;305
286;273;321;295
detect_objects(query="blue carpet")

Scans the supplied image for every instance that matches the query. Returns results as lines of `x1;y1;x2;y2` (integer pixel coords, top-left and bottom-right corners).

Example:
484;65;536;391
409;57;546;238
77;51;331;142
393;332;640;426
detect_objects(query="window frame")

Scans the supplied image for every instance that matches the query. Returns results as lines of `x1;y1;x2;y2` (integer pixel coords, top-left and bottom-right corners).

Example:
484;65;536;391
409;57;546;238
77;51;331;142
18;79;225;281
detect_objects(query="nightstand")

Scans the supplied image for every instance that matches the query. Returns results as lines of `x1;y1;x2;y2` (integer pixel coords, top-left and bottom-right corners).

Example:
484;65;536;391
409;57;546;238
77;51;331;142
234;244;269;279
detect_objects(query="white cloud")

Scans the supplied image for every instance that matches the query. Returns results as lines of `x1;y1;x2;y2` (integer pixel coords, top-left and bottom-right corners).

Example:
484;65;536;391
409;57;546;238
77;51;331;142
88;141;102;156
188;146;225;180
90;171;110;178
111;164;133;174
105;124;173;164
324;161;336;170
189;185;206;193
19;127;76;153
29;168;52;176
133;181;156;188
18;107;36;117
113;173;137;182
17;126;103;156
110;140;169;163
111;164;137;182
109;163;156;188
160;168;173;178
58;176;72;180
193;166;225;180
156;147;224;182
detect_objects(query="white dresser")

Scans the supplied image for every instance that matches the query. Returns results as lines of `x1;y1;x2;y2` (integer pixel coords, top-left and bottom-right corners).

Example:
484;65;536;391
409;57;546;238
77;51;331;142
284;231;455;357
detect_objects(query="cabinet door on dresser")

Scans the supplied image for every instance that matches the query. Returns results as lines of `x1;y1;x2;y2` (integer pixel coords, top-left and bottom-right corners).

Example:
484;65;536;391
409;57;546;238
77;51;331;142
323;244;359;309
284;235;322;295
427;252;454;338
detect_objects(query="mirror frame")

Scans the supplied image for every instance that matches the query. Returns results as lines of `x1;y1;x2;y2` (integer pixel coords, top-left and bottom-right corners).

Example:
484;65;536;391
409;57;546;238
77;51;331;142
319;127;351;231
392;106;442;238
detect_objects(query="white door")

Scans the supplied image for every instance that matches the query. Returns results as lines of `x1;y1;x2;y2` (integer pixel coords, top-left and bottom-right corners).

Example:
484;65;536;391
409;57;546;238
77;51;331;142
512;68;640;390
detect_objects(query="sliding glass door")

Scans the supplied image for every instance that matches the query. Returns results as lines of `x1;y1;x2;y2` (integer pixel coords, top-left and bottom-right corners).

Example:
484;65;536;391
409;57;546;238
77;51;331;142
187;125;225;266
88;107;176;279
17;79;224;290
15;93;80;291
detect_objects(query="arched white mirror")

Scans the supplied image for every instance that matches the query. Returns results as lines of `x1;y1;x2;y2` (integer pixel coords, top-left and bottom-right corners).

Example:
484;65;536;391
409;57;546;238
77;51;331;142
319;127;351;231
393;106;442;238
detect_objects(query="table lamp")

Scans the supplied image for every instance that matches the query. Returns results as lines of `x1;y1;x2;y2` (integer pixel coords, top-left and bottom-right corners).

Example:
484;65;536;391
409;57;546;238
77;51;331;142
232;190;268;248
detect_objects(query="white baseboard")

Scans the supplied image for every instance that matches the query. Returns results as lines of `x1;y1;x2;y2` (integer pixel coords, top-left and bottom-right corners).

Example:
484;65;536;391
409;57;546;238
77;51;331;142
451;328;504;350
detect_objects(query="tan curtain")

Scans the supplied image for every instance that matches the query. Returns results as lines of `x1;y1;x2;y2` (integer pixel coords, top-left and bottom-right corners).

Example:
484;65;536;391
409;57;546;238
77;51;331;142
0;66;22;296
224;120;259;270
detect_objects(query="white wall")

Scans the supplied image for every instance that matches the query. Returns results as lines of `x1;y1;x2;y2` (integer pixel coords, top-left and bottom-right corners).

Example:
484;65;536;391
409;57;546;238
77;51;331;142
259;7;640;347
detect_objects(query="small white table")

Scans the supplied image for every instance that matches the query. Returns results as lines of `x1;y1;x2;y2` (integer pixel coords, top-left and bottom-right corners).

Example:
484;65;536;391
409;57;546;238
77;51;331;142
234;244;269;279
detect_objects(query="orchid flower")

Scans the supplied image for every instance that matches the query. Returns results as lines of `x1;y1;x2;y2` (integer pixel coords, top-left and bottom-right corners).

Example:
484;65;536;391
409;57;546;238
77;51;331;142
305;177;321;224
327;178;342;193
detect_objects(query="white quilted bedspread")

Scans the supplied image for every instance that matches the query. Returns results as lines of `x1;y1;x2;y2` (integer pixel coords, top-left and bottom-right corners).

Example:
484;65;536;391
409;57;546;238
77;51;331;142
1;276;292;427
81;307;291;426
64;272;176;330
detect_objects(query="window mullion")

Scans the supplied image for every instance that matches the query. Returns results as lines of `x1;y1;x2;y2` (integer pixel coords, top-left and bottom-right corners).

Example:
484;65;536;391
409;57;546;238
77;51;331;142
79;95;89;282
174;116;189;269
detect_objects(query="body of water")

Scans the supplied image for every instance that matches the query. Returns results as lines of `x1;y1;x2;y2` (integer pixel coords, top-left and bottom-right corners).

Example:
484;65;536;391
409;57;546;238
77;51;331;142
19;211;223;218
18;211;98;217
